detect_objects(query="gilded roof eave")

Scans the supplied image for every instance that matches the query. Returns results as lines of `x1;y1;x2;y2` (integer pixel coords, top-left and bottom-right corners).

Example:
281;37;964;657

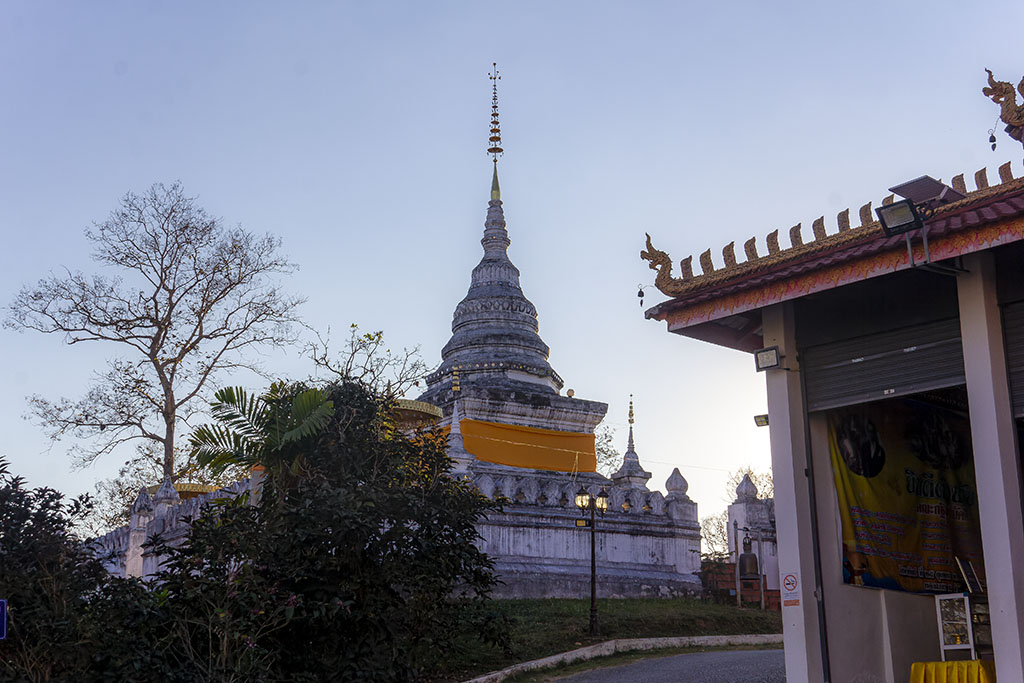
642;166;1024;328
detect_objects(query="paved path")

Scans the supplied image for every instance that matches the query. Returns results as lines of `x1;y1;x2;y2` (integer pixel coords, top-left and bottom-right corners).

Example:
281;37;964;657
554;648;785;683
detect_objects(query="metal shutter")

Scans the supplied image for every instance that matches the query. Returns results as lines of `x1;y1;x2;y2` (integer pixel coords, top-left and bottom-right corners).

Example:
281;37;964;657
802;318;965;412
1002;303;1024;417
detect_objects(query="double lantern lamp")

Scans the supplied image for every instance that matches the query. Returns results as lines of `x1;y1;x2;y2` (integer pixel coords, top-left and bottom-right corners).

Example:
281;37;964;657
574;485;609;514
575;485;608;635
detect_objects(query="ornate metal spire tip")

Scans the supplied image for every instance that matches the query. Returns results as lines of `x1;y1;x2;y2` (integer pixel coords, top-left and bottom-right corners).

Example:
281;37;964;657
628;394;634;425
487;63;504;163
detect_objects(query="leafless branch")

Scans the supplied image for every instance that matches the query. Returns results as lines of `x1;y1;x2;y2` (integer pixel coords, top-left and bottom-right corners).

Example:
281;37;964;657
304;323;428;398
6;182;304;477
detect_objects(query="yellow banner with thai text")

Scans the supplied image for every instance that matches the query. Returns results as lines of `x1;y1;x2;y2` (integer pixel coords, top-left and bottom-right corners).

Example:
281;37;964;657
827;397;984;593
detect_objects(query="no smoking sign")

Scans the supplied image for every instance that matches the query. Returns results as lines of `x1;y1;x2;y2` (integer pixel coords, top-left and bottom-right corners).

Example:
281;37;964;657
782;572;800;607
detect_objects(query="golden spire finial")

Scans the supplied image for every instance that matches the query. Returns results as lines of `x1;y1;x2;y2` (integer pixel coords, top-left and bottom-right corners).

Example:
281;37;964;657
628;394;634;425
487;63;503;164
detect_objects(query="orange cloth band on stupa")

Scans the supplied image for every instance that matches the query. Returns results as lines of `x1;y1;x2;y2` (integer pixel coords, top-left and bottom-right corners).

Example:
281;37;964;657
459;419;596;472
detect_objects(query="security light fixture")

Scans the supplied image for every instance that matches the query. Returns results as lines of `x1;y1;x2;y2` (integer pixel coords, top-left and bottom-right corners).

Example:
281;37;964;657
876;175;968;275
876;199;924;237
754;346;781;372
754;414;770;427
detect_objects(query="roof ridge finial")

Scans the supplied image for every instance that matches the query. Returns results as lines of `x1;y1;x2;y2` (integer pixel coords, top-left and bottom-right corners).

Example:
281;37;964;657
488;62;503;200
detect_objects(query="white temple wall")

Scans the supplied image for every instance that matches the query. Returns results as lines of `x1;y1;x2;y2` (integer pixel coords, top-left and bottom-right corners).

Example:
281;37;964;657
93;471;701;599
479;506;701;598
472;472;701;599
92;478;254;580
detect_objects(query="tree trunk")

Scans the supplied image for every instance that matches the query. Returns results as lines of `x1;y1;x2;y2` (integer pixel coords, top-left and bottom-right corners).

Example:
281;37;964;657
163;394;175;479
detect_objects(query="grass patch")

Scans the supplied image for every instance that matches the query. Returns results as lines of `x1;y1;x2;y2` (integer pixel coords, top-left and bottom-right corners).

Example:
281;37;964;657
428;598;782;681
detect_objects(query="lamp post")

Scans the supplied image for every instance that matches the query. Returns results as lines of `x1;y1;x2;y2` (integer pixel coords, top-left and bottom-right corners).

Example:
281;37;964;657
575;484;609;635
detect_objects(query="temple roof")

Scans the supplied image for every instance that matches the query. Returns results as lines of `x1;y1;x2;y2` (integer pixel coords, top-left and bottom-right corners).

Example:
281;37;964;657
642;163;1024;349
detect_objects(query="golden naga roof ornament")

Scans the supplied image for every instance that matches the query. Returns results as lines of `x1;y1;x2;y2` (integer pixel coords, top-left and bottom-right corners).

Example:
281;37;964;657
640;233;692;297
983;68;1024;149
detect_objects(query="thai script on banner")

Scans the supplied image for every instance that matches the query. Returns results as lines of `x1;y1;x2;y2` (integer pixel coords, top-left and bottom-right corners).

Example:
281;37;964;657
828;397;984;594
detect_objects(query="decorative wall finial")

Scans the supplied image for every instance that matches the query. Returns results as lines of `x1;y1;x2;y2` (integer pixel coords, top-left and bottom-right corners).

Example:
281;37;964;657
487;63;504;164
612;393;652;487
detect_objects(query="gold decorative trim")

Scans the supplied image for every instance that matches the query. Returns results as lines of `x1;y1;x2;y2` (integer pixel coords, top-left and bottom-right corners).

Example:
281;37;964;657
395;398;443;418
640;164;1022;301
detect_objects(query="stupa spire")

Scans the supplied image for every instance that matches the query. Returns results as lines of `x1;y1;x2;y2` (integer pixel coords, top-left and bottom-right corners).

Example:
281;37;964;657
417;63;563;406
491;163;501;201
627;394;636;452
488;63;503;200
612;395;652;488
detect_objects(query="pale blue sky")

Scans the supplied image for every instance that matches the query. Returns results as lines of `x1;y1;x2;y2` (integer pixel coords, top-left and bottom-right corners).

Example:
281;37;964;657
1;1;1021;515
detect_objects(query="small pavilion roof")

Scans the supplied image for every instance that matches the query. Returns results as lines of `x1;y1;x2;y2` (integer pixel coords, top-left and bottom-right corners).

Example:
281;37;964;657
642;163;1024;350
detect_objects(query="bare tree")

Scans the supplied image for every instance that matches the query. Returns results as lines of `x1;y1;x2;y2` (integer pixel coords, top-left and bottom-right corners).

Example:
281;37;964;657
594;423;620;477
306;324;429;398
700;510;730;560
6;182;304;478
725;466;774;500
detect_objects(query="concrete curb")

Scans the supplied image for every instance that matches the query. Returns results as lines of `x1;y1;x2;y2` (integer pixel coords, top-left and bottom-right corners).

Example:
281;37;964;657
462;633;784;682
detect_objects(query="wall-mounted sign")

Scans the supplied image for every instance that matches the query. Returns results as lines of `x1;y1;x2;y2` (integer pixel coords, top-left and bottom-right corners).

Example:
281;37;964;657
828;397;984;593
782;572;800;607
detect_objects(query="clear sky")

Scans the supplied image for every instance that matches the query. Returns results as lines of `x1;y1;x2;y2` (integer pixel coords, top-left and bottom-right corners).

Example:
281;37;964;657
1;1;1021;517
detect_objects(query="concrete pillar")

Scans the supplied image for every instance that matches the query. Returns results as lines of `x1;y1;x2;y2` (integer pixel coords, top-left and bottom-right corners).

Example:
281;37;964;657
957;250;1024;680
762;302;827;683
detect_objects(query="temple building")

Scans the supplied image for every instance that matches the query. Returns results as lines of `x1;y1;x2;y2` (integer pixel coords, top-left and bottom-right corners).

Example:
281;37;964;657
412;66;701;597
640;71;1024;681
94;67;702;599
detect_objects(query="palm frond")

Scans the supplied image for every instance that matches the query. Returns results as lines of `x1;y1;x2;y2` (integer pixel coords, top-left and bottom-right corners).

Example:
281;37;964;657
279;390;333;445
209;386;268;439
190;423;262;474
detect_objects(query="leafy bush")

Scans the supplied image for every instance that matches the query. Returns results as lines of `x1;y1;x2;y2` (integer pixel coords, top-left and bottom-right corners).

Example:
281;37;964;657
0;459;165;682
1;379;506;681
156;380;506;680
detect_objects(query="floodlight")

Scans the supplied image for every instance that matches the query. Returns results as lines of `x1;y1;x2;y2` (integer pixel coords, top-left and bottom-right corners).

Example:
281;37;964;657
754;414;770;427
876;200;925;237
754;346;781;372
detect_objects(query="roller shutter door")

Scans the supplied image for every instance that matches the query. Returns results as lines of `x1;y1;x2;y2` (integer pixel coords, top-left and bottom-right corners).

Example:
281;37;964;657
1002;303;1024;417
802;318;965;412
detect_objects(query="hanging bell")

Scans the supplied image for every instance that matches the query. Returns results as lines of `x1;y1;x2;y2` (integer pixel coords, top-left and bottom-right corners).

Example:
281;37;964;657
637;287;645;306
989;134;997;143
738;535;759;579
